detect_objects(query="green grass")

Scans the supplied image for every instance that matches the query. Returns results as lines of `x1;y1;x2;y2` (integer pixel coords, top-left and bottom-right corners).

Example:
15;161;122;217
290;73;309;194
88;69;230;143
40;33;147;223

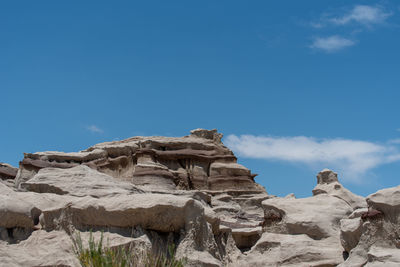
71;231;186;267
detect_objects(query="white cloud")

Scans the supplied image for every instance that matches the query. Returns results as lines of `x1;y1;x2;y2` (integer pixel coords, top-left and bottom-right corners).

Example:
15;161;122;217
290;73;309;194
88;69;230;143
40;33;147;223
331;5;391;26
310;35;355;52
225;134;400;182
86;125;103;133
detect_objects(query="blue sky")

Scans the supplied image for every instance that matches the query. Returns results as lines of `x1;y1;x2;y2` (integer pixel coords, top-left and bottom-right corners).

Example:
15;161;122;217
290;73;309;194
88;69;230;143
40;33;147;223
1;1;400;197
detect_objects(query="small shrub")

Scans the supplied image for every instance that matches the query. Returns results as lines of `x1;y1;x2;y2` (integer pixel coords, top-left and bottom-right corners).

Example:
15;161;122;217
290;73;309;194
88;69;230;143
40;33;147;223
71;231;186;267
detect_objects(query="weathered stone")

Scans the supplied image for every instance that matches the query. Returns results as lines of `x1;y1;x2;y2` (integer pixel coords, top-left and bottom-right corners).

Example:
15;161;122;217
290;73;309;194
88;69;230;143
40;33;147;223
1;130;400;266
22;165;143;197
366;185;400;221
0;163;18;180
14;129;263;192
234;232;344;267
340;185;400;266
313;169;366;210
340;217;363;252
317;168;338;184
40;194;205;233
0;230;150;267
231;227;262;250
262;193;352;240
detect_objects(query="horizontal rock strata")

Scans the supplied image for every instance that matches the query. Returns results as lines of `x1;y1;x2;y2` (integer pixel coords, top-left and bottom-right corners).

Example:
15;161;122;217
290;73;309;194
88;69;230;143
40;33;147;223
1;130;399;266
15;129;263;193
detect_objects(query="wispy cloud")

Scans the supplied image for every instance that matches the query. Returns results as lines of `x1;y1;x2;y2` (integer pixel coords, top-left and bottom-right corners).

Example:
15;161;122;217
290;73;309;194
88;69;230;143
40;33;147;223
331;5;391;26
389;138;400;144
86;125;103;133
310;35;355;52
225;134;400;182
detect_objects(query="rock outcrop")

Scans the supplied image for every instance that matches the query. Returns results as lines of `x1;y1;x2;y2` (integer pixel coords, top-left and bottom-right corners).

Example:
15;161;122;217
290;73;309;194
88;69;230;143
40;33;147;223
339;185;400;266
312;169;366;210
0;163;17;180
14;129;263;193
1;129;399;266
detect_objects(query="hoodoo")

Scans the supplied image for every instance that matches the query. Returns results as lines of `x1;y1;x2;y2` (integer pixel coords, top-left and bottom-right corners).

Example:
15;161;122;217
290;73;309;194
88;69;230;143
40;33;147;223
1;129;399;266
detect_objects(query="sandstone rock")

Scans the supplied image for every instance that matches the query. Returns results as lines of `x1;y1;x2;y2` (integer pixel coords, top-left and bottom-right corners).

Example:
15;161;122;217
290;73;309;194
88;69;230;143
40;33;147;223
348;207;368;219
254;192;354;266
317;168;339;184
312;169;366;210
231;227;262;250
15;129;263;192
40;194;204;233
262;193;352;240
366;185;400;221
0;163;18;180
190;128;223;143
365;246;400;266
0;230;79;267
234;232;344;267
2;129;400;266
210;192;268;250
0;230;150;267
0;182;40;229
340;217;363;252
22;165;143;197
340;185;400;266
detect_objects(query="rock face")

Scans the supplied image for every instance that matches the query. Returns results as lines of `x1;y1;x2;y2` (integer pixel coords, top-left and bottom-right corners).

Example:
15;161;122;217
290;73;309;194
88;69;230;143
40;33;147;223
0;129;399;266
339;185;400;267
14;129;263;193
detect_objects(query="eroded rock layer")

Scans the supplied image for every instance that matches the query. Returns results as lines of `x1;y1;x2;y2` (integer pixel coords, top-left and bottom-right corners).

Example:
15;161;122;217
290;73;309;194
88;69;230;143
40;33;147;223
15;129;263;193
1;129;399;266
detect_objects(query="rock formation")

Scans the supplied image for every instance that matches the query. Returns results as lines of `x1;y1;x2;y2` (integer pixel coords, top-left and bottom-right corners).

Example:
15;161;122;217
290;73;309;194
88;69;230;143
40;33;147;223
14;129;263;192
0;129;399;266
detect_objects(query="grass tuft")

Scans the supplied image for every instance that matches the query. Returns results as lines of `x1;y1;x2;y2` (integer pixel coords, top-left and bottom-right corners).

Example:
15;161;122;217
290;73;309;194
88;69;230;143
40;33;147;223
71;231;186;267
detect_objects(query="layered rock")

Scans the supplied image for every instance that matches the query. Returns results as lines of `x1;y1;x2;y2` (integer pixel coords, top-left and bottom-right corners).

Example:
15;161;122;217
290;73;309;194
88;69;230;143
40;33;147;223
232;169;367;266
15;129;263;193
1;129;400;266
21;165;143;197
2;129;268;267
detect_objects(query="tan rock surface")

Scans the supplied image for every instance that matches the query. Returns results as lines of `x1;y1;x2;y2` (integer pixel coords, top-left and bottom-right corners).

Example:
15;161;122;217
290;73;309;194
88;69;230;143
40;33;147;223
15;129;262;192
340;185;400;266
312;169;366;210
1;130;400;266
234;232;343;267
0;230;150;267
0;163;17;180
22;165;143;197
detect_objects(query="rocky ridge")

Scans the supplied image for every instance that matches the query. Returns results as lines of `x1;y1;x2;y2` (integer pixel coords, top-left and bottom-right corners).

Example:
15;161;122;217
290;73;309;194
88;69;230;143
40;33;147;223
0;129;399;266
